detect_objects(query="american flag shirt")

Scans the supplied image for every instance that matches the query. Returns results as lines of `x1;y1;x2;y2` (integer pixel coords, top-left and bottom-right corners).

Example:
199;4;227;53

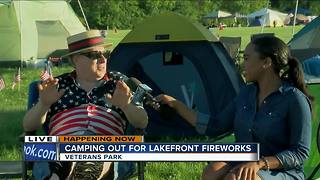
46;71;128;136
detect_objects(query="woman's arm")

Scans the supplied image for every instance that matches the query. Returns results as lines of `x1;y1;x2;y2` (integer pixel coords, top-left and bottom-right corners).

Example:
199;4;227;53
155;94;236;136
275;92;312;170
155;95;197;126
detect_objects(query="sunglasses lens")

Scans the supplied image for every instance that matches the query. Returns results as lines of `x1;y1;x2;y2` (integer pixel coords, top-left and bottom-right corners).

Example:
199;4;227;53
82;51;105;60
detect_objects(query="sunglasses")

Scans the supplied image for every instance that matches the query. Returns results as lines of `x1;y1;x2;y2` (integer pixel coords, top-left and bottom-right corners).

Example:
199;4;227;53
80;50;110;60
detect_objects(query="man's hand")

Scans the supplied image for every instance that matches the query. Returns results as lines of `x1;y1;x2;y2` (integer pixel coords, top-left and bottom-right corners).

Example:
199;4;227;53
106;81;132;110
229;162;262;180
38;77;65;108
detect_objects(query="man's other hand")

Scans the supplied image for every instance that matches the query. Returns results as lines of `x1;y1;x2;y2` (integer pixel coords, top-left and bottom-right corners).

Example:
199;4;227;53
106;81;132;110
38;77;65;108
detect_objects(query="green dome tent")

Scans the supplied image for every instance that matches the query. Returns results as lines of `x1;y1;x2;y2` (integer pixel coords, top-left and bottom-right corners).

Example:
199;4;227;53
289;16;320;61
109;12;244;136
288;17;320;179
0;0;85;66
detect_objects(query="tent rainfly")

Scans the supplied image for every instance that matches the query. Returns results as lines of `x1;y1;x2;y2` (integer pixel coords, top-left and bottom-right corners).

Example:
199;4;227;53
0;0;86;65
289;16;320;61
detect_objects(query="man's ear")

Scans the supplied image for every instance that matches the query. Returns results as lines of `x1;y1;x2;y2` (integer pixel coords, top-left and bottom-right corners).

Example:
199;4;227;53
68;55;77;67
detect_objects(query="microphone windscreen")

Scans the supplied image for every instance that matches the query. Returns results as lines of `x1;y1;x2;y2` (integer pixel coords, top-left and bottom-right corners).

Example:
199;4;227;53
126;77;140;92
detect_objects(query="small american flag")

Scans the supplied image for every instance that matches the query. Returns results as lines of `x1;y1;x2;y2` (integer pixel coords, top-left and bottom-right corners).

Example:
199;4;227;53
0;75;5;91
15;67;21;82
40;66;51;81
11;67;21;90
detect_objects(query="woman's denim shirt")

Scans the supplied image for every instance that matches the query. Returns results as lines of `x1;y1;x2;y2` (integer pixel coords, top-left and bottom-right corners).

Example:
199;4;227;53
196;82;312;176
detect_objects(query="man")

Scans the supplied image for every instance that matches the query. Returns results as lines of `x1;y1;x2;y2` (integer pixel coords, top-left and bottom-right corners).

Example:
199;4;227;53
23;30;148;179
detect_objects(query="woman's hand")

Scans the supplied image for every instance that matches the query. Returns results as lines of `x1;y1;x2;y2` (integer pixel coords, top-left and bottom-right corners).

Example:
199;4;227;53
229;162;262;180
106;81;132;110
154;94;177;109
38;77;65;108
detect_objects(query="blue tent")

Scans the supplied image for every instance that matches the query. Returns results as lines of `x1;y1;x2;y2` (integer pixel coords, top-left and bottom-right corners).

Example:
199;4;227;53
303;55;320;84
109;13;244;136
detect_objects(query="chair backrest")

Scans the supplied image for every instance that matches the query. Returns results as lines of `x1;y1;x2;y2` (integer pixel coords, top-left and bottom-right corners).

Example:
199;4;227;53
28;81;39;110
251;33;275;42
0;161;24;179
219;36;241;60
27;81;50;134
317;123;320;153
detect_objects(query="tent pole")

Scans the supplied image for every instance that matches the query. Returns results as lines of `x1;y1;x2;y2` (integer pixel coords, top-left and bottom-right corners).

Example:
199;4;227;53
292;0;299;36
77;0;90;30
261;0;269;33
19;0;23;68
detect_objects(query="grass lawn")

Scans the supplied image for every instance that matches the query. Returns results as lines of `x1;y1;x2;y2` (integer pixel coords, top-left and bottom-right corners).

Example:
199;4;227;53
0;26;319;179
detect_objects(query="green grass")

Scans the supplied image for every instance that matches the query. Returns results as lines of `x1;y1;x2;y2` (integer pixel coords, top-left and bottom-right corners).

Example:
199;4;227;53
212;25;304;50
1;26;320;179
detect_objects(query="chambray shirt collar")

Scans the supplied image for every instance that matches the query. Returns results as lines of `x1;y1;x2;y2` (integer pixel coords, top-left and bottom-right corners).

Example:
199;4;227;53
250;81;292;95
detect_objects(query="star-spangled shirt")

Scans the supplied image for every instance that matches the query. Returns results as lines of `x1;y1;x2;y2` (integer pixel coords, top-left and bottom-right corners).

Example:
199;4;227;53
46;71;128;136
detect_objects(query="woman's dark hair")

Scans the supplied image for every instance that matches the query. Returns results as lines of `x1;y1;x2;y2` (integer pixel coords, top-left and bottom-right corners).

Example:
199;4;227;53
252;36;314;102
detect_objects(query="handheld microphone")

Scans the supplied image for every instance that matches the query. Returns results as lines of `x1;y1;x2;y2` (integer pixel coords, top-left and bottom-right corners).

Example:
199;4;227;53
127;77;177;120
127;77;154;105
99;75;154;105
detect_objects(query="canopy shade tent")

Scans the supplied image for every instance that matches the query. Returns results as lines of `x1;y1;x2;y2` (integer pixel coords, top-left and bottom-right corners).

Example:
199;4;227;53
203;10;232;19
109;12;244;136
289;16;320;61
287;7;312;16
0;0;85;66
247;8;288;27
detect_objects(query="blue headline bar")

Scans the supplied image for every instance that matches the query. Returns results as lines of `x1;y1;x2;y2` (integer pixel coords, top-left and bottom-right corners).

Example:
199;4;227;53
58;143;258;153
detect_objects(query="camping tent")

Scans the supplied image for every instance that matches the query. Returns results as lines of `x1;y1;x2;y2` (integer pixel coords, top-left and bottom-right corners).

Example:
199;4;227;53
288;16;320;61
247;8;288;27
302;55;320;84
109;13;244;136
0;0;85;66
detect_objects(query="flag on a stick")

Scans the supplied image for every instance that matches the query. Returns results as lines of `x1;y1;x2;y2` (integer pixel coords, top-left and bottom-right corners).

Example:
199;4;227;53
0;74;5;91
40;63;52;81
11;67;21;90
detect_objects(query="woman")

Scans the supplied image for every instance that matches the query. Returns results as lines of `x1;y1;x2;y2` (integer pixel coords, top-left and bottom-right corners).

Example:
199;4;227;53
155;36;312;180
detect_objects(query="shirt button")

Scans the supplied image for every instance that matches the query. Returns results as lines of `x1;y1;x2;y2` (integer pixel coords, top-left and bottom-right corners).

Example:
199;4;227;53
248;128;252;132
263;100;266;104
268;112;272;115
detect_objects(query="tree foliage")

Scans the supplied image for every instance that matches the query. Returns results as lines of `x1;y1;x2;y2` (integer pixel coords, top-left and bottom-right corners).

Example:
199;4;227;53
70;0;319;30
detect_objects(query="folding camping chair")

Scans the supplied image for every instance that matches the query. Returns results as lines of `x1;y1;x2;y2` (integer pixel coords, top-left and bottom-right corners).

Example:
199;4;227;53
25;80;145;180
0;161;25;179
219;36;242;68
250;33;275;42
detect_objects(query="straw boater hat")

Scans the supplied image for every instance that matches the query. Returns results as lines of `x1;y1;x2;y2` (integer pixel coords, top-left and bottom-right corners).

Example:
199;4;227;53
61;30;112;58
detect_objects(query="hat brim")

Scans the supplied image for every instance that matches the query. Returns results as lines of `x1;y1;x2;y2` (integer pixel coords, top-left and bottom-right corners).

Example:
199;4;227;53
61;43;112;58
